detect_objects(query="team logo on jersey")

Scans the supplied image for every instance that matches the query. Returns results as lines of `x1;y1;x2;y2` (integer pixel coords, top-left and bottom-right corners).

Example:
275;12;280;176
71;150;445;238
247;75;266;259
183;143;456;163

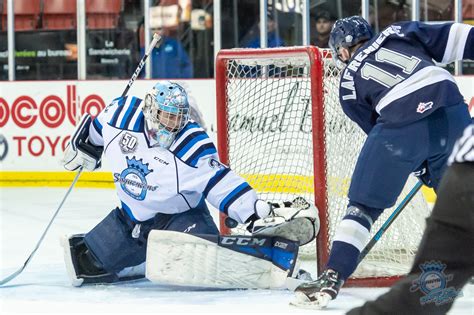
119;132;138;153
416;101;433;114
113;156;158;201
209;158;225;169
410;261;463;306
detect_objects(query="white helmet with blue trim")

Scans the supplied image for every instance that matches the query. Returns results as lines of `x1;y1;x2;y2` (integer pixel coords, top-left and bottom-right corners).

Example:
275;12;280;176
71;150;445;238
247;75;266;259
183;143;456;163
143;81;190;148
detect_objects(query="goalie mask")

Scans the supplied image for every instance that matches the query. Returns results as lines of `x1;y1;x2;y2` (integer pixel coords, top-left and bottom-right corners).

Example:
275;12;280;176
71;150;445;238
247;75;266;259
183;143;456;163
143;81;190;148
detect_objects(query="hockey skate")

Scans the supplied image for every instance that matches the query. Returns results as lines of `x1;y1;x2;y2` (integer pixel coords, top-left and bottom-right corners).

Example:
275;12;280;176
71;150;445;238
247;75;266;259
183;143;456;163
290;269;344;309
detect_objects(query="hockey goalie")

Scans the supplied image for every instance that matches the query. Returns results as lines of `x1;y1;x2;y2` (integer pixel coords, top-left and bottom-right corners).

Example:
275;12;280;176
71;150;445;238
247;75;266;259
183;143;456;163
60;81;319;289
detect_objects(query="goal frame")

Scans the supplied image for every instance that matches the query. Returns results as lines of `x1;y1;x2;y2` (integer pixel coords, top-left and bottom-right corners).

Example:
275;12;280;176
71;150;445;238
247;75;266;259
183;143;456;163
215;46;403;287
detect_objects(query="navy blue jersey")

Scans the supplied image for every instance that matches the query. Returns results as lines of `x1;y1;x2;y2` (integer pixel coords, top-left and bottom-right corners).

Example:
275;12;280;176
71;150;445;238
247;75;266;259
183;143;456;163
339;22;474;134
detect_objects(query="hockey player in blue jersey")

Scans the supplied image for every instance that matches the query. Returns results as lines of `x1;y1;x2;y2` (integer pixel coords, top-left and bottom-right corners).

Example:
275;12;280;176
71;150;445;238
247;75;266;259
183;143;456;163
292;17;473;309
60;81;318;288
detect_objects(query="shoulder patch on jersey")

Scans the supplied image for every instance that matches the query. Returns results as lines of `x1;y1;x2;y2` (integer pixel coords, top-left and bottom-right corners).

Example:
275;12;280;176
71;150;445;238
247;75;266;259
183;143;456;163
416;101;434;114
209;158;225;169
119;132;139;153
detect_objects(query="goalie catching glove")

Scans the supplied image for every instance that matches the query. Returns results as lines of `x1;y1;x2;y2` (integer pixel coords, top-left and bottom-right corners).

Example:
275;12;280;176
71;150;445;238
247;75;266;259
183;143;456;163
62;114;103;172
229;197;320;246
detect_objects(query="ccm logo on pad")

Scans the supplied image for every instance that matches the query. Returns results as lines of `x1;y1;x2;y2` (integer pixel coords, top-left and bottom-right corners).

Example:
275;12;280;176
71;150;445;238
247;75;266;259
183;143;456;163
221;237;266;246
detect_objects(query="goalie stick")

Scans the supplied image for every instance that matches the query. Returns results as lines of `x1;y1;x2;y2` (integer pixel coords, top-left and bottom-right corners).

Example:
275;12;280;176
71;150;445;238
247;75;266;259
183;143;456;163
357;181;423;264
0;33;163;286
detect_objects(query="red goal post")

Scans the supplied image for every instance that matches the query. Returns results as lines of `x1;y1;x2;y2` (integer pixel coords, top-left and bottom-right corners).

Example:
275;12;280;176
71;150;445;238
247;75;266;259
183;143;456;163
215;46;431;287
215;45;329;275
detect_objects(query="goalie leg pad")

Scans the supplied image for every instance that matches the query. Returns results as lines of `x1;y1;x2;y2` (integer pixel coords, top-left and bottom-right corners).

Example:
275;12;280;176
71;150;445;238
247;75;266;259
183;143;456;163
61;234;119;286
146;231;299;289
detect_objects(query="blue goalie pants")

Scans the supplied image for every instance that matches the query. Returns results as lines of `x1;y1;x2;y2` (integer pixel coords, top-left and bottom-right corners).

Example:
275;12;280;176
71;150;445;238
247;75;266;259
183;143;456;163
83;201;219;274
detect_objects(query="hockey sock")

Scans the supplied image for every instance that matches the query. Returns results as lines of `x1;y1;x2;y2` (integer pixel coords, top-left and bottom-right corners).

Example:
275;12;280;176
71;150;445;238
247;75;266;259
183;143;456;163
326;214;371;280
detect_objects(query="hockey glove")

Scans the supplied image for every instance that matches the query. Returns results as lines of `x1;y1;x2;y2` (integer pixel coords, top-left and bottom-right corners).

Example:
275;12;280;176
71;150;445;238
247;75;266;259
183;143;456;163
250;197;320;246
62;114;103;171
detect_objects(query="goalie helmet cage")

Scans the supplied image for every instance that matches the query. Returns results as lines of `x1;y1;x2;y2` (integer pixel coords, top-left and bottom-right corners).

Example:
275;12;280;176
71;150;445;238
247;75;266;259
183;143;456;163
215;46;431;287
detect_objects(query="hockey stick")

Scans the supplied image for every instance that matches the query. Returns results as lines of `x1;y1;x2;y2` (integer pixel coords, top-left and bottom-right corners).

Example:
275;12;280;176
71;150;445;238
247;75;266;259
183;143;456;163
0;33;163;286
0;169;83;286
122;33;162;98
357;181;423;264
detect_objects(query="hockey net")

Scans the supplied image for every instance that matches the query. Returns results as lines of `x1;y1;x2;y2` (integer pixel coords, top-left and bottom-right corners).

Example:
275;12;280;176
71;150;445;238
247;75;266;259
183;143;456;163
215;46;432;287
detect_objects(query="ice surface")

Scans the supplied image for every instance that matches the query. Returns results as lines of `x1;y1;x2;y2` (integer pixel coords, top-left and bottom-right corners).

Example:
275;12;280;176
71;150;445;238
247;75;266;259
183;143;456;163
1;188;472;315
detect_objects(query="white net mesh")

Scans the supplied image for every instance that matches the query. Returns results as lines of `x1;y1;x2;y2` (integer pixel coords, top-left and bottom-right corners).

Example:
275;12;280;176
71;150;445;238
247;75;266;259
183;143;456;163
218;47;431;282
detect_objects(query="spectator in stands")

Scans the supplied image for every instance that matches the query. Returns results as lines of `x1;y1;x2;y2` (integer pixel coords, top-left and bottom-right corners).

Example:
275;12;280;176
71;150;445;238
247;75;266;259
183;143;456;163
240;11;284;48
141;28;193;79
312;11;333;48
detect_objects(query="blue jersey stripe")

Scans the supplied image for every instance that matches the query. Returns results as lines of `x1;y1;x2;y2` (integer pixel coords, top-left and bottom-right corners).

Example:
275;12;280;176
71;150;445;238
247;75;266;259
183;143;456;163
220;183;252;214
133;112;144;132
121;201;138;222
184;143;217;165
175;132;208;158
120;97;140;129
188;147;217;166
175;122;200;139
173;130;207;154
203;167;230;197
92;118;103;136
110;96;127;126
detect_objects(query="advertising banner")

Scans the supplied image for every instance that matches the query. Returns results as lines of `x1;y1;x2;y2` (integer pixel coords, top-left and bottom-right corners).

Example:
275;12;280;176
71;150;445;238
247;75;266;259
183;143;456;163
0;80;216;173
0;77;471;181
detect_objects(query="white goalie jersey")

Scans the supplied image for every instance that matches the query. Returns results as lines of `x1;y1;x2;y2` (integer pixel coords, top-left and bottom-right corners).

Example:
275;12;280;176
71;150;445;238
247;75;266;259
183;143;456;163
87;96;258;223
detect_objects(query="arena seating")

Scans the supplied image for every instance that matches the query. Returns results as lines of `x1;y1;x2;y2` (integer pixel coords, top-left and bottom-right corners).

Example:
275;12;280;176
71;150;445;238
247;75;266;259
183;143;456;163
1;0;41;31
42;0;77;30
86;0;122;29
